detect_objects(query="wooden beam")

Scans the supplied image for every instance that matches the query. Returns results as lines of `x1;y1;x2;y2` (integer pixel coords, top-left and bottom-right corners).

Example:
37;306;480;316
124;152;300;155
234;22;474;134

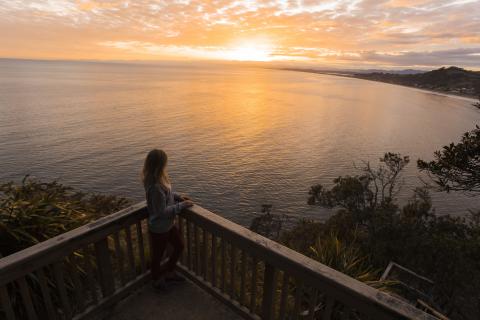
94;239;115;297
261;263;277;320
17;277;37;320
249;256;258;315
211;234;217;287
0;203;147;286
0;285;15;320
230;245;236;298
240;250;247;306
186;220;192;270
113;232;126;286
194;225;200;275
124;226;136;280
83;247;98;305
36;268;56;320
136;221;146;273
176;265;259;320
221;237;226;293
53;262;72;319
278;272;289;320
202;229;208;281
70;254;85;312
179;206;435;320
0;202;436;320
73;272;151;320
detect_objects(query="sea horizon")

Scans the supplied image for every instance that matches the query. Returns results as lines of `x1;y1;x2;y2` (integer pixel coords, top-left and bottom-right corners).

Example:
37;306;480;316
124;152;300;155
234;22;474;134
1;59;479;226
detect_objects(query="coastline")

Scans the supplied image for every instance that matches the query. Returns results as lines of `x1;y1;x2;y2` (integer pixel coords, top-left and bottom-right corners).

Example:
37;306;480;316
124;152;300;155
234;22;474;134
278;68;478;102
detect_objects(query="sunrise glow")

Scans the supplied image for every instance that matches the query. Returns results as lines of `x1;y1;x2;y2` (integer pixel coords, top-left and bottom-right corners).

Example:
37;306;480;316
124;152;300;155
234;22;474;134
222;38;275;62
224;45;272;62
0;1;479;68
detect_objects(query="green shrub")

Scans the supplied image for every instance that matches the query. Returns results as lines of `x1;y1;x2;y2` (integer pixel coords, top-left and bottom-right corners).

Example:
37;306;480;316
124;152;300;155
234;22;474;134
302;148;480;320
0;176;130;256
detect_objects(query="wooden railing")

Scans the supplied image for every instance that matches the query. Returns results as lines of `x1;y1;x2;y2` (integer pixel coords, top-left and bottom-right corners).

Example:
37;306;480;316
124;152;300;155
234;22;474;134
0;203;436;320
0;202;150;320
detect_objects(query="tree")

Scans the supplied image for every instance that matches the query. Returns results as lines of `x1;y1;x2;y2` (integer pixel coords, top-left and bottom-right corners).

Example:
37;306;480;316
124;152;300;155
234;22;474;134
474;82;480;109
0;176;130;256
308;153;409;224
475;100;480;109
249;204;288;240
303;153;480;319
418;126;480;194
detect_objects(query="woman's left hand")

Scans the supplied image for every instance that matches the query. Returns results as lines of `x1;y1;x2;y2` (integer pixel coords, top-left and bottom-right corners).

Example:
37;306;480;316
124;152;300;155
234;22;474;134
181;200;194;208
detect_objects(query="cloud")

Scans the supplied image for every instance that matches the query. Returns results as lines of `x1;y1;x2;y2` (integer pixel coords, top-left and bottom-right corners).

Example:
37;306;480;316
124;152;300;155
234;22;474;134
362;48;480;67
0;0;479;68
324;47;480;68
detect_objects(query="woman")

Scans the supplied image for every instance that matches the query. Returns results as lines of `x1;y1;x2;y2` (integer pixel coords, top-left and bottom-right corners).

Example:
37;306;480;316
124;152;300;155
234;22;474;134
142;149;193;291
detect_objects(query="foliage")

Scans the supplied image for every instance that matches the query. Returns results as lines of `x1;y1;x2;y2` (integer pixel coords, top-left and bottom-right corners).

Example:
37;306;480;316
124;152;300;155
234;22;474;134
354;67;480;97
363;190;480;319
249;204;289;240
474;83;480;109
308;232;392;289
308;153;409;225
474;97;480;109
418;126;480;194
280;218;326;253
0;176;131;256
299;147;480;319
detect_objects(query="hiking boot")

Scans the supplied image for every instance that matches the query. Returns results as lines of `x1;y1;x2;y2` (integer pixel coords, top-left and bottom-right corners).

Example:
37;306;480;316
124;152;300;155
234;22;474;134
152;279;171;293
165;273;186;283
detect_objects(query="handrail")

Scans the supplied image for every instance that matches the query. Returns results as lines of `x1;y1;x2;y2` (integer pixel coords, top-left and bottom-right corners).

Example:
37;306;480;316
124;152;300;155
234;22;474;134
0;202;147;286
178;205;436;320
0;202;436;320
0;202;150;320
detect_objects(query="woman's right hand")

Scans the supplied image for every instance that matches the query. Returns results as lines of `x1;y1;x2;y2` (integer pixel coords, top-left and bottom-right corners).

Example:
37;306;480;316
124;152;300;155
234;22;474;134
181;200;194;208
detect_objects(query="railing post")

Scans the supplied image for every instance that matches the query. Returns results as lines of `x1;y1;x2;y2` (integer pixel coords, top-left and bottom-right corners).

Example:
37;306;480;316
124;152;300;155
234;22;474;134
250;256;258;314
53;262;72;318
94;238;115;297
17;277;37;320
0;285;15;320
211;234;217;286
261;262;277;320
0;203;438;320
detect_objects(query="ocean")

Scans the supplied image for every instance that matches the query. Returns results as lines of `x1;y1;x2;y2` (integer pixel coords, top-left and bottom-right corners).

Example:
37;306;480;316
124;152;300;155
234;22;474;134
1;59;479;226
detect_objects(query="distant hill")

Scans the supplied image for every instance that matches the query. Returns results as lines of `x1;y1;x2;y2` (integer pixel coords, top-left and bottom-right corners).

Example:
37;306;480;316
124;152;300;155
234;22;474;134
353;69;424;75
278;67;424;76
354;66;480;98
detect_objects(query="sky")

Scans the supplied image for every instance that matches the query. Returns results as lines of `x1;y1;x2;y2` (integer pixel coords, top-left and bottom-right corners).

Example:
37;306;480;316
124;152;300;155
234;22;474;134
1;0;479;69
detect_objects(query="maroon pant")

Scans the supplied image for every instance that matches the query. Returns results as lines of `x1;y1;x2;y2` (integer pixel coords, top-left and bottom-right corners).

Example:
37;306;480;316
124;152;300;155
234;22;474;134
149;226;184;281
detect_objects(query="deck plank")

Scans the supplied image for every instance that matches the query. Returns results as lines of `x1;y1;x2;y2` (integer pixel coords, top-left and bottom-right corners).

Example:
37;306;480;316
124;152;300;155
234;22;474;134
105;279;243;320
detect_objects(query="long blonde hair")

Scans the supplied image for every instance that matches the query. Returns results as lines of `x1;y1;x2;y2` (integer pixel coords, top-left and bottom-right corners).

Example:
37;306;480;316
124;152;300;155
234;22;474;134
142;149;171;191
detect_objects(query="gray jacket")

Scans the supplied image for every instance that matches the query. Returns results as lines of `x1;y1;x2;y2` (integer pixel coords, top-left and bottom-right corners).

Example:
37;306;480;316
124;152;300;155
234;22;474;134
145;183;187;233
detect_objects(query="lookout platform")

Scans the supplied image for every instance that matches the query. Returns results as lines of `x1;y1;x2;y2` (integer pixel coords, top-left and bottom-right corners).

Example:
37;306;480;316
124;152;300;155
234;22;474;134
0;202;438;320
106;279;241;320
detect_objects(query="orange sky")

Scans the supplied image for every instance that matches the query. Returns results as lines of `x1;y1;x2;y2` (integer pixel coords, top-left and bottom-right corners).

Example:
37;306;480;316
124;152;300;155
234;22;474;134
1;0;479;68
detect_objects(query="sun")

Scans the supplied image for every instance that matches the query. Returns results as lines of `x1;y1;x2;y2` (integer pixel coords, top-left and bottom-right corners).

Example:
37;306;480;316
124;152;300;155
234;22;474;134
224;45;272;62
223;38;274;62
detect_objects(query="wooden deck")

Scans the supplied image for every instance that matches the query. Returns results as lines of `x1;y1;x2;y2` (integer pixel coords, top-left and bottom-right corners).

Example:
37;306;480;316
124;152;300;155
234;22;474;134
105;279;242;320
0;202;437;320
